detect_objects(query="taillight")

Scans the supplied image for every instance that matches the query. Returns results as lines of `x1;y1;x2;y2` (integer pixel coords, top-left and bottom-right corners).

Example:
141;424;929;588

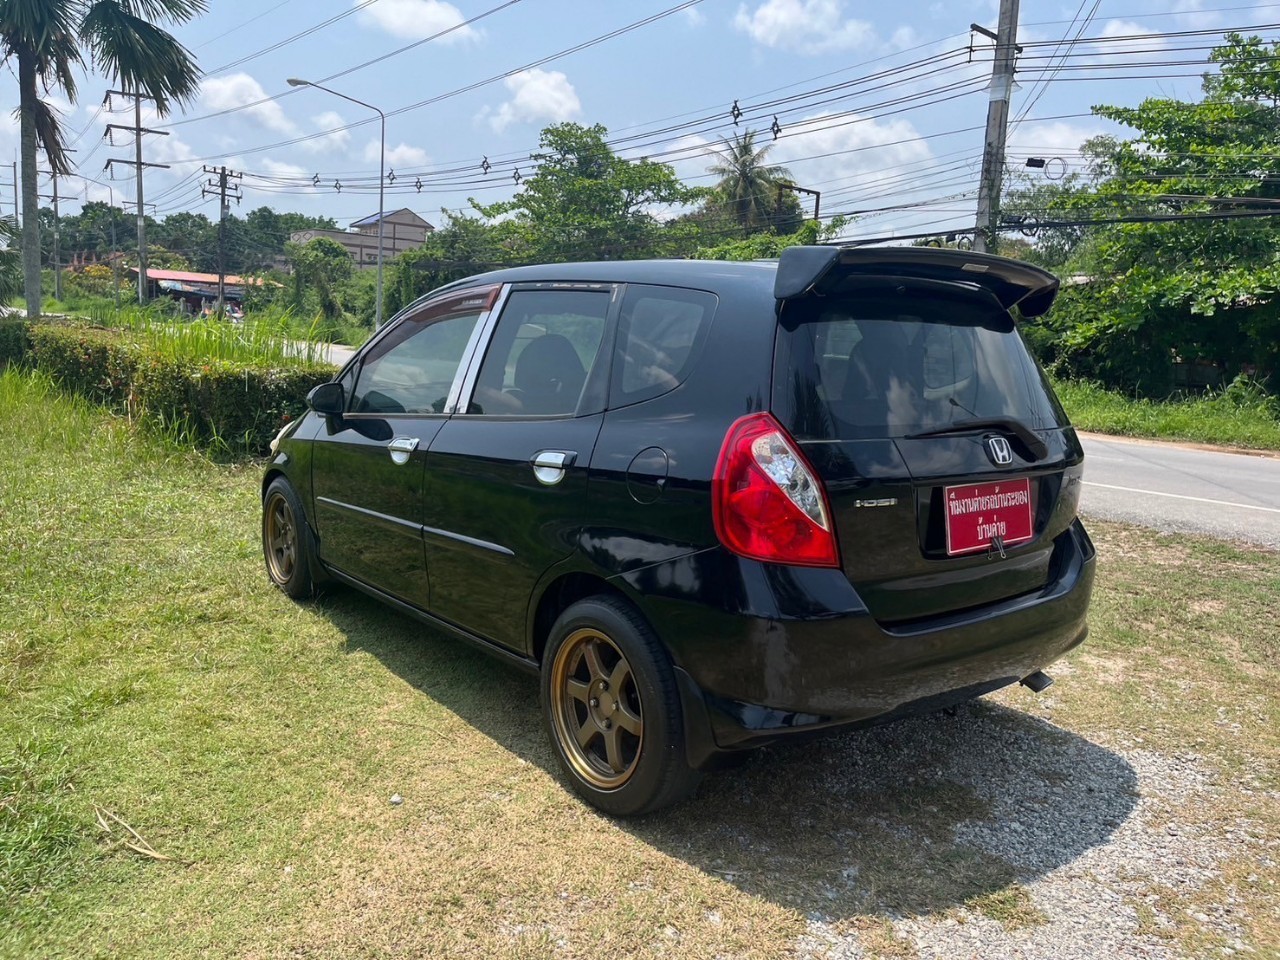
712;412;839;568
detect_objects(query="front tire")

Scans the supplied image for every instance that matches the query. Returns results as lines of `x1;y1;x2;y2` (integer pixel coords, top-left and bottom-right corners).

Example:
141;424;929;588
541;596;700;817
262;477;323;600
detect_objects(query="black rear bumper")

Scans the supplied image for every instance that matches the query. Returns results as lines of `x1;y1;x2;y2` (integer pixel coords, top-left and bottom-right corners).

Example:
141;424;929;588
614;519;1095;767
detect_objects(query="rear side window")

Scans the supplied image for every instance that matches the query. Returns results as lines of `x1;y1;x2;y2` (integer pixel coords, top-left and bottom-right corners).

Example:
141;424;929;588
611;285;717;407
774;288;1066;441
469;289;610;416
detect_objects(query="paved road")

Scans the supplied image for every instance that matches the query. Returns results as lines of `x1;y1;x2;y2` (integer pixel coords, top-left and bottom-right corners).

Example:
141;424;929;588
1080;433;1280;549
321;342;356;367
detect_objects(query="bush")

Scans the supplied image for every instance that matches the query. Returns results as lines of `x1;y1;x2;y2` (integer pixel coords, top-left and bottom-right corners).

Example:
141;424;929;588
25;323;334;455
0;319;29;366
27;325;137;407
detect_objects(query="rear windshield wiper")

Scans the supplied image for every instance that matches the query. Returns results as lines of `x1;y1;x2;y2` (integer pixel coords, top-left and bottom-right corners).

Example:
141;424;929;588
906;416;1049;461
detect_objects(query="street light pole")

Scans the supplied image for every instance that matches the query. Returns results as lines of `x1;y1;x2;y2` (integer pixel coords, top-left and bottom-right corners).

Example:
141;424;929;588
287;78;386;328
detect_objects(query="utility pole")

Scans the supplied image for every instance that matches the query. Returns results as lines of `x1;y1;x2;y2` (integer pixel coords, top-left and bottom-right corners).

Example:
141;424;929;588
202;165;242;317
38;150;75;302
103;89;170;304
972;0;1021;255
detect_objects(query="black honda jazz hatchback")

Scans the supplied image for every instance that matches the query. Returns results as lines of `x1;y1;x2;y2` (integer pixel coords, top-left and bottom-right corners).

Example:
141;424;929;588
261;245;1094;816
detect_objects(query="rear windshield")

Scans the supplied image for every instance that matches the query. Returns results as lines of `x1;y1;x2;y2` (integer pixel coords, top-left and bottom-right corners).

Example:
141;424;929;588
773;287;1067;441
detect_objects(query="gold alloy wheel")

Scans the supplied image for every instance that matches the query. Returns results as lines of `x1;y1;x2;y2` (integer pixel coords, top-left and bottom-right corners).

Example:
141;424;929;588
549;628;645;789
264;492;298;585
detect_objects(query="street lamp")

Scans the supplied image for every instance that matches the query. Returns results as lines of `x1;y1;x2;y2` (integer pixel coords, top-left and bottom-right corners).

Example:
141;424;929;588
287;78;386;328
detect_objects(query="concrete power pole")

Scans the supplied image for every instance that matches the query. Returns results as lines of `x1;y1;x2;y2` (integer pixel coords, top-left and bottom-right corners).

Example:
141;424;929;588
972;0;1021;255
103;90;170;304
202;165;242;317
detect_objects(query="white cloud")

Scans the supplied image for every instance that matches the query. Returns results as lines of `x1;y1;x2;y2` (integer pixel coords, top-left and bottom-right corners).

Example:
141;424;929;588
1089;20;1169;62
356;0;476;42
364;140;430;168
132;106;197;164
1172;0;1221;30
732;0;876;54
1007;121;1107;168
1100;19;1166;44
201;73;296;134
682;7;706;26
768;112;934;202
486;69;581;133
300;111;351;154
261;158;310;179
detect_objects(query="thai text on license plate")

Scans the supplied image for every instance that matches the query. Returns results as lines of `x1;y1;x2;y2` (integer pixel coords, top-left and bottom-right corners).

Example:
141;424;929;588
944;477;1034;556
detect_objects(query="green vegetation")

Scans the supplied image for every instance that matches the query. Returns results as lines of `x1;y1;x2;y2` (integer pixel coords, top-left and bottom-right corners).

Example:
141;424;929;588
1;370;1277;958
2;0;205;317
1009;34;1280;399
1055;377;1280;450
16;319;333;455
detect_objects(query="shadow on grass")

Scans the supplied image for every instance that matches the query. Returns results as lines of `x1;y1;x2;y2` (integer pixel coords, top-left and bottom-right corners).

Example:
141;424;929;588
324;588;1137;921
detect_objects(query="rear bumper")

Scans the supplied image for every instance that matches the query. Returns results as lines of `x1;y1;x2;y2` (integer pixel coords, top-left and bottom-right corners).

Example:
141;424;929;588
613;518;1095;766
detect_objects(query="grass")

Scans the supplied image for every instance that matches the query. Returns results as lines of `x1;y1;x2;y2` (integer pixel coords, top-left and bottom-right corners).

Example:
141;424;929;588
1055;378;1280;451
99;303;335;367
1;367;1278;958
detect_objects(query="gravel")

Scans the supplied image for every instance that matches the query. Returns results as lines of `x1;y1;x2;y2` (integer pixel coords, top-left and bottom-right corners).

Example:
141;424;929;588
790;705;1269;959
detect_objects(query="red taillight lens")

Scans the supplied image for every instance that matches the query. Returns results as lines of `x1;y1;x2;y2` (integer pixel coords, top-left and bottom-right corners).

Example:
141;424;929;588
712;412;839;568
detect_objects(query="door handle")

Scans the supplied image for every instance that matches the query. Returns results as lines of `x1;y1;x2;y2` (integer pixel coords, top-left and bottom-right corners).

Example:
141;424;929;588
387;436;420;465
531;450;577;485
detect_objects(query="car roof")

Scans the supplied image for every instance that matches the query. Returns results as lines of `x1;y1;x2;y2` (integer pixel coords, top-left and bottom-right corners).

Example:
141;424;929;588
427;258;780;298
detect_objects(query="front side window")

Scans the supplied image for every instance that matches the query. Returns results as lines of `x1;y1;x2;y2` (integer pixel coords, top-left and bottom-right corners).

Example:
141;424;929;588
349;298;486;415
468;289;610;416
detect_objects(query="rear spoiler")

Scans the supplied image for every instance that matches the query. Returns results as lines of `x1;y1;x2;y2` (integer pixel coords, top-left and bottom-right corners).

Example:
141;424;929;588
773;245;1061;318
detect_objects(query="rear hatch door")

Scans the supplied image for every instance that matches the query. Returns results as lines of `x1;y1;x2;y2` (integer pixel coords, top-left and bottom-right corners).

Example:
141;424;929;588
771;250;1081;623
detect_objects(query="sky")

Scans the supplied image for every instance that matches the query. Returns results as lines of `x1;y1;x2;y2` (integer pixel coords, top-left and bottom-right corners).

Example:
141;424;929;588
2;0;1280;248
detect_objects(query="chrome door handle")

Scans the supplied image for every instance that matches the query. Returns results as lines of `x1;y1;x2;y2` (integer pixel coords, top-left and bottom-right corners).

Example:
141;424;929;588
531;450;577;485
387;436;420;465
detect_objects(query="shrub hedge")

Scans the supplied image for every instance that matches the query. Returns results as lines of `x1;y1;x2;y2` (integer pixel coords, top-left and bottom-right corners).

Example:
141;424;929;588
0;318;29;366
25;323;334;455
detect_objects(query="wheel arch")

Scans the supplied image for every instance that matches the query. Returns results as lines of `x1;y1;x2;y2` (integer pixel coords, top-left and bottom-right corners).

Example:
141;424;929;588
529;571;640;664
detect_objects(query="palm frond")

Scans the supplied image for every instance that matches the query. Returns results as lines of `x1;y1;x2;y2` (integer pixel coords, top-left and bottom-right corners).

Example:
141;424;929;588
80;0;202;115
0;215;22;303
116;0;207;25
30;96;74;175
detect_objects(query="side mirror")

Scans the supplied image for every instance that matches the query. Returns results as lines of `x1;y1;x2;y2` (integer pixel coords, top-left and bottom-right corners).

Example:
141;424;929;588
307;382;345;416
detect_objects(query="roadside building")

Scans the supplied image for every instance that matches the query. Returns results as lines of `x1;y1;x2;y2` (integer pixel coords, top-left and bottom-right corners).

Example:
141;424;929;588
289;208;434;269
127;267;271;314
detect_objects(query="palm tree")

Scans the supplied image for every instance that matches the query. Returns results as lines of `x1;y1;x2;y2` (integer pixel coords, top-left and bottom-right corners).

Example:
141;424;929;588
1;0;205;317
705;129;799;237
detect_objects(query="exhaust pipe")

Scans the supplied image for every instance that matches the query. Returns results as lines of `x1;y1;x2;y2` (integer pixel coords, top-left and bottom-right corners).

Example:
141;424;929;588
1020;670;1054;693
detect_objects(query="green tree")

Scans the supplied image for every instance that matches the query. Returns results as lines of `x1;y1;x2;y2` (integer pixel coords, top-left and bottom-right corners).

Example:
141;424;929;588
704;129;803;237
1032;33;1280;393
153;211;215;266
385;209;513;316
691;217;847;261
1;0;206;317
473;122;702;263
286;237;354;324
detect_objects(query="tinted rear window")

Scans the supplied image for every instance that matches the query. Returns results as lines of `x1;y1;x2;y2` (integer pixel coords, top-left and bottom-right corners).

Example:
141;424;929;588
773;287;1066;441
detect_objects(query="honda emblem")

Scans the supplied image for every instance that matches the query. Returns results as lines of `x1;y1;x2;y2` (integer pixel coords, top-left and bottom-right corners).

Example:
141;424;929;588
986;435;1014;466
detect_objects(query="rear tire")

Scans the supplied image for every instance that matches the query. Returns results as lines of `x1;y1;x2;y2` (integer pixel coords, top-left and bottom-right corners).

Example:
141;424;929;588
262;477;323;600
541;596;700;817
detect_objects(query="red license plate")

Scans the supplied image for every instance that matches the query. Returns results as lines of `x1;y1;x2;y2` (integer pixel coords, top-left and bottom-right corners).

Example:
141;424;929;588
944;477;1034;556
